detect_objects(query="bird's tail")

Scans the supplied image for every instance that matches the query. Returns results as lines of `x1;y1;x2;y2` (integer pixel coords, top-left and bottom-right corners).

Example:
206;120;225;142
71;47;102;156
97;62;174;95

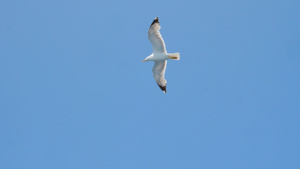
167;53;180;60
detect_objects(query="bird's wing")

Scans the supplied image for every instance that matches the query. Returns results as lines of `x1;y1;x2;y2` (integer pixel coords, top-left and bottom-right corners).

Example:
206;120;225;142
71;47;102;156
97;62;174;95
152;60;167;93
148;17;167;54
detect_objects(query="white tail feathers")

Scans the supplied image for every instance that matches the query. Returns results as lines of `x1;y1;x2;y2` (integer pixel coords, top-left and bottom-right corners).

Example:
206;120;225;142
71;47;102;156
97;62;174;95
167;53;180;60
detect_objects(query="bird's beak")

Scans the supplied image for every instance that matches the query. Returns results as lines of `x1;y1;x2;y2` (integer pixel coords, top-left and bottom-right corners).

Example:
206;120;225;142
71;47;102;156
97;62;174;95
142;60;146;62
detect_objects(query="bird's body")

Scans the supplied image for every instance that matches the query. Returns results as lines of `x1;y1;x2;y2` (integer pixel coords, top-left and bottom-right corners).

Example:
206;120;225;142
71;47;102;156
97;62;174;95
145;53;169;61
143;17;180;93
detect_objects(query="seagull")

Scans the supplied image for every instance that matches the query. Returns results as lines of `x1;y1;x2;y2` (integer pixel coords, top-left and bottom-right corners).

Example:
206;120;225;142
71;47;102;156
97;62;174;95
143;17;180;93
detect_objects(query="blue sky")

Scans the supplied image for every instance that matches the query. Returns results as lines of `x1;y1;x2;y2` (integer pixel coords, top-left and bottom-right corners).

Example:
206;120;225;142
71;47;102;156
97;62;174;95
1;0;300;168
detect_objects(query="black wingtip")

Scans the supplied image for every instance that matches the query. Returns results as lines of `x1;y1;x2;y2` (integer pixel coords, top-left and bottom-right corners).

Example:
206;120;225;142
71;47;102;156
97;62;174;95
158;84;167;93
150;17;159;27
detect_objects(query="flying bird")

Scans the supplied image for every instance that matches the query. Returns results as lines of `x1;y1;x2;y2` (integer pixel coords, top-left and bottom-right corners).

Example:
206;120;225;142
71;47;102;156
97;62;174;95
143;17;180;93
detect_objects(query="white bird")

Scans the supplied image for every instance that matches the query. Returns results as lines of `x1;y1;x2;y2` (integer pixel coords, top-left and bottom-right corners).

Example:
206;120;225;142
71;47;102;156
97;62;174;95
143;17;180;93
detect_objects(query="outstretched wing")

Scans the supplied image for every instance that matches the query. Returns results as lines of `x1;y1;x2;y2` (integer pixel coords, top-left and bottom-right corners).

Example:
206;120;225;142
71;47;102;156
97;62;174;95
152;60;167;93
148;17;167;54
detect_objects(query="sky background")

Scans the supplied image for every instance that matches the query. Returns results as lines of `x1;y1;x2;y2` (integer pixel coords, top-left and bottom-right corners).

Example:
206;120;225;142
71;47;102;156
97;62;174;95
1;0;300;168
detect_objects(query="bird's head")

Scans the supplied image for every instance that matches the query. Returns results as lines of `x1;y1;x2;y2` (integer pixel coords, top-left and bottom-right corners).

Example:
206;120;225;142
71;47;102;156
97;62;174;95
142;58;148;62
142;56;151;62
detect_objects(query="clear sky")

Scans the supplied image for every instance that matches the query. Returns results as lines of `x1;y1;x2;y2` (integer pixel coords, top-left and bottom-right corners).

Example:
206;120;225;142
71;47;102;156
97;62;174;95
1;0;300;168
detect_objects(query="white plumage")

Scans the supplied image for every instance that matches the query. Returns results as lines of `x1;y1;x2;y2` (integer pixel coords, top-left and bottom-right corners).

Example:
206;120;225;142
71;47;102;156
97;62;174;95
143;17;180;93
